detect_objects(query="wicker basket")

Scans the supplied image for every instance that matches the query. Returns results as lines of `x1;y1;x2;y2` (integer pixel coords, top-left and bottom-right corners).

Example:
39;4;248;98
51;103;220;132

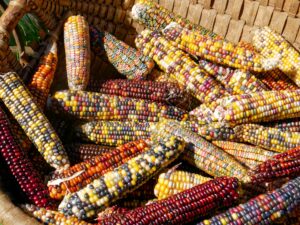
0;0;299;224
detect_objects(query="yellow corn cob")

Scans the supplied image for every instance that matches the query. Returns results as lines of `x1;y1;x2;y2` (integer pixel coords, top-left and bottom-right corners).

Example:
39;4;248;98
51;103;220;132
253;27;300;87
154;170;211;200
64;15;90;90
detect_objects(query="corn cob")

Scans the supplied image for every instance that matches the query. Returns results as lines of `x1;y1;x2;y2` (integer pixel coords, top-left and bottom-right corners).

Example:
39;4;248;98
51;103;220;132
190;89;300;125
58;136;185;219
135;29;228;103
257;69;298;91
64;15;90;90
0;72;70;170
263;118;300;133
132;0;221;39
48;139;149;200
198;59;269;95
87;79;186;105
253;26;300;87
235;124;300;153
213;141;276;169
0;106;56;209
90;26;154;80
162;22;272;72
24;205;92;225
154;170;211;200
65;144;114;164
151;119;250;182
250;145;300;183
74;121;152;146
49;90;188;122
9;116;32;150
199;176;300;225
98;177;240;225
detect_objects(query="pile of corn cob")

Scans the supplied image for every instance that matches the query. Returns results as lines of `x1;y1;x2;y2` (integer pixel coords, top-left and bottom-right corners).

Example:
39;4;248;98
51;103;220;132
1;1;300;225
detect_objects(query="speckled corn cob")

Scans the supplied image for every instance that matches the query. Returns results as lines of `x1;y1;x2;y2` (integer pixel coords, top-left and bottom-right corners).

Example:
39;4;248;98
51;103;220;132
263;118;300;133
199;176;300;225
190;89;300;125
253;26;300;87
74;121;152;146
49;90;188;122
135;29;228;103
162;23;272;72
48;140;149;200
64;15;90;90
151;119;250;182
0;106;56;209
235;124;300;153
154;170;211;199
0;72;69;170
98;177;240;225
90;26;154;80
65;144;113;164
58;136;185;219
257;69;298;91
87;79;185;105
213;141;276;169
250;145;300;183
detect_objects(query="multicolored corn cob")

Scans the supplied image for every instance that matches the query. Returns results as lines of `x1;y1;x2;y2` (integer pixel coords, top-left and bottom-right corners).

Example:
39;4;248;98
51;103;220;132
213;141;276;169
64;15;90;90
256;69;298;91
235;124;300;153
0;106;56;209
151;119;250;182
87;79;186;105
65;144;113;164
49;90;188;122
48;140;150;200
74;121;152;146
0;72;69;170
98;177;240;225
263;118;300;133
199;176;300;225
135;29;228;103
190;89;300;125
58;136;185;219
250;145;300;183
253;26;300;87
154;170;211;200
162;22;272;72
90;26;154;80
24;205;92;225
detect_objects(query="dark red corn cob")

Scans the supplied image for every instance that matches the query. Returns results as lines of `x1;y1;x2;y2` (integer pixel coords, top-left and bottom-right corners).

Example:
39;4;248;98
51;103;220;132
250;145;300;183
98;177;240;225
0;107;56;209
87;79;186;105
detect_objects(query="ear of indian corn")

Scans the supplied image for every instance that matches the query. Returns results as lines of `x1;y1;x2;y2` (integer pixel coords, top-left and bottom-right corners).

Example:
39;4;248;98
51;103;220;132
234;124;300;153
199;176;300;225
48;139;150;200
98;177;240;225
87;79;186;105
64;15;90;90
154;170;211;200
58;136;185;219
190;89;300;125
0;72;70;170
151;119;250;182
263;118;300;133
253;26;300;87
0;106;56;209
74;121;152;146
162;22;272;72
213;141;277;169
49;90;188;122
65;143;114;164
135;29;228;103
250;145;300;183
89;26;154;80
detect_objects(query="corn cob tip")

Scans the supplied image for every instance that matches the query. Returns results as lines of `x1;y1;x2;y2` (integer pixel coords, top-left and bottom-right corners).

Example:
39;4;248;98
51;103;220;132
131;4;144;20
